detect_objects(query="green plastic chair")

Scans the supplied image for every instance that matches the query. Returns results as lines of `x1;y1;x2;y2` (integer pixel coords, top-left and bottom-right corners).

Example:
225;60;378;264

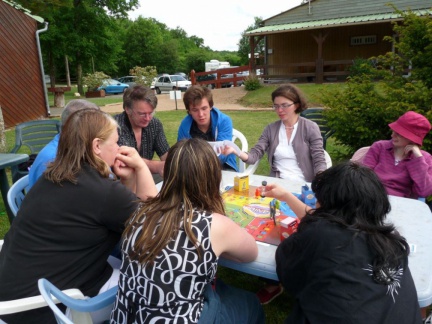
9;120;61;182
300;108;335;150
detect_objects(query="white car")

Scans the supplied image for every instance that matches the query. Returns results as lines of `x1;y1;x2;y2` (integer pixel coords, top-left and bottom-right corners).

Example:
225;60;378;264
154;75;191;94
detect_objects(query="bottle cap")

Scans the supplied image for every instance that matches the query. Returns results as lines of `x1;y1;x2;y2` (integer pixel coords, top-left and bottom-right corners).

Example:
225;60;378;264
262;181;267;186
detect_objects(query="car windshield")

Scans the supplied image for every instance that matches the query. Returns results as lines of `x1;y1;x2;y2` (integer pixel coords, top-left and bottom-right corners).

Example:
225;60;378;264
170;75;186;82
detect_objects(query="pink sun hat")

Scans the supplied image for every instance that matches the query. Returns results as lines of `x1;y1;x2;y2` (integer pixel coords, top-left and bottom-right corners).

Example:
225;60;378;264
389;111;431;145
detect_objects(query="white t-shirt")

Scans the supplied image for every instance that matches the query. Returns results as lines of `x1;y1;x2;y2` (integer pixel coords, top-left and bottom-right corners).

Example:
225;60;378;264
273;122;306;182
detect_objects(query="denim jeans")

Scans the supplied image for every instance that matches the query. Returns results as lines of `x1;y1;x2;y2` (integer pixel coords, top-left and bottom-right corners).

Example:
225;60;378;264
198;279;265;324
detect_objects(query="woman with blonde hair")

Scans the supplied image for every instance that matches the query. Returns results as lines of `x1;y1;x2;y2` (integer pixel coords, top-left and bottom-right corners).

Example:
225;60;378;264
0;109;157;323
111;138;264;323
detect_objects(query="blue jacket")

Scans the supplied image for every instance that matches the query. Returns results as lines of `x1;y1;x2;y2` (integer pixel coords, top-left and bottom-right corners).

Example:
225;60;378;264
28;133;60;189
177;107;238;171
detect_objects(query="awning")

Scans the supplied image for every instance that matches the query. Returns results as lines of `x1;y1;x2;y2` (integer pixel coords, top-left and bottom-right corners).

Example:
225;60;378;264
246;9;431;36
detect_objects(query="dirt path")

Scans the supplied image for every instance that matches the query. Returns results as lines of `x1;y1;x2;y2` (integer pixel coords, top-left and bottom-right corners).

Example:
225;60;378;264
49;87;266;117
100;86;252;114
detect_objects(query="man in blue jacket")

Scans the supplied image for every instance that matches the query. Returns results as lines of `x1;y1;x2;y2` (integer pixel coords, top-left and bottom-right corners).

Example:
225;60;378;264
177;86;238;171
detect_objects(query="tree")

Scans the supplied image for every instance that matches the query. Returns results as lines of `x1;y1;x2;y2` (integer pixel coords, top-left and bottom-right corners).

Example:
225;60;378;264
237;17;264;65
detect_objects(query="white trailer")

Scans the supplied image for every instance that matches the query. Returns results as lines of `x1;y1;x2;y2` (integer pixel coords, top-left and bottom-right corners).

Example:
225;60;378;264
205;59;230;72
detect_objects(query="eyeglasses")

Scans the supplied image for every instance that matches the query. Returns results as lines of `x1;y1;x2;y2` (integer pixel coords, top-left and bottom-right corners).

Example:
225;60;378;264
132;110;154;118
272;102;297;110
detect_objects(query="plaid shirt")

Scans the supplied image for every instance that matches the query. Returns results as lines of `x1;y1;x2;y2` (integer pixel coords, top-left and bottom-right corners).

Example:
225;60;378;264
114;112;169;160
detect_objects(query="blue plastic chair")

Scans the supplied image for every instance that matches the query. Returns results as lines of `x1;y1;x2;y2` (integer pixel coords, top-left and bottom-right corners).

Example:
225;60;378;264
38;278;117;324
6;174;29;218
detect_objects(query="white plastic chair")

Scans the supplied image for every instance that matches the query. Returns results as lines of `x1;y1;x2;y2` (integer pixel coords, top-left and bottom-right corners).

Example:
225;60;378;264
232;129;248;172
350;146;371;164
7;174;29;218
0;240;88;320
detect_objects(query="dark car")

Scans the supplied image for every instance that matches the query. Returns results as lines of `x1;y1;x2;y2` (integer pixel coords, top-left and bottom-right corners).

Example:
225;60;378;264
196;74;216;89
196;74;232;89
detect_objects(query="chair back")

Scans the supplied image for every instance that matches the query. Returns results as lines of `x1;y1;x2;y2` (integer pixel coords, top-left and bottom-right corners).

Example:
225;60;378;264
9;120;61;182
300;108;335;149
38;278;117;324
7;174;30;218
232;129;248;172
350;146;370;163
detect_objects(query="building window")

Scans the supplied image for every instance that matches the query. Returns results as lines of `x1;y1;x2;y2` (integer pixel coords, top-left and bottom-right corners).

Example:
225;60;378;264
350;35;377;46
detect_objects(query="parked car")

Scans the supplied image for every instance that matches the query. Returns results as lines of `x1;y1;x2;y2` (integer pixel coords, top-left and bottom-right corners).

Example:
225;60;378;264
174;72;188;79
98;79;129;94
196;73;234;88
196;74;216;89
154;75;191;94
117;76;137;87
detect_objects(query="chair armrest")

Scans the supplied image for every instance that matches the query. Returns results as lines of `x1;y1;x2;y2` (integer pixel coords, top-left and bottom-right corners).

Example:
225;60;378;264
0;289;84;315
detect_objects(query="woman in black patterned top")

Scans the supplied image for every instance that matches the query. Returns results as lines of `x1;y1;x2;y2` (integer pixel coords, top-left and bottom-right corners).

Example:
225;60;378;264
111;138;264;323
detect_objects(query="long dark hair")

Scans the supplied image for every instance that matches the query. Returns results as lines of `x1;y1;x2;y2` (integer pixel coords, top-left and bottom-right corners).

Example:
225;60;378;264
300;162;409;270
123;138;225;264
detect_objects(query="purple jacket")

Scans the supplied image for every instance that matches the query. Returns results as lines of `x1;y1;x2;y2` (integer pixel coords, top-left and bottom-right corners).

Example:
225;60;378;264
363;140;432;198
245;117;326;182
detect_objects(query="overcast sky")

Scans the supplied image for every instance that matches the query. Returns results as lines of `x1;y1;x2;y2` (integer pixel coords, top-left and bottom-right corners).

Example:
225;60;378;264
128;0;303;51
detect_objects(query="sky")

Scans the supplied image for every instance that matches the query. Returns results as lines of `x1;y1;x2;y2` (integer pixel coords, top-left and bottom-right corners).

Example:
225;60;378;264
128;0;304;51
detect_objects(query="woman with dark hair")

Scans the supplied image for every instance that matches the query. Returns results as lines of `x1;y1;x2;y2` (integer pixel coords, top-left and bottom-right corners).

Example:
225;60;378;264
111;138;264;323
263;162;421;323
223;83;326;183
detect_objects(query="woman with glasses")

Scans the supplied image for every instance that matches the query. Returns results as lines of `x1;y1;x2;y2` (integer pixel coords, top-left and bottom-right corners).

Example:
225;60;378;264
224;84;326;183
223;83;327;304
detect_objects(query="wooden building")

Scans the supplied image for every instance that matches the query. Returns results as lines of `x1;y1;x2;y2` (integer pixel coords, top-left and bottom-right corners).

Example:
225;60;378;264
247;0;431;83
0;0;48;128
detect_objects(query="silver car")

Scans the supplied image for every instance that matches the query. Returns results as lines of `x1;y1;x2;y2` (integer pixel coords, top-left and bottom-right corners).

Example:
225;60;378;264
154;75;191;94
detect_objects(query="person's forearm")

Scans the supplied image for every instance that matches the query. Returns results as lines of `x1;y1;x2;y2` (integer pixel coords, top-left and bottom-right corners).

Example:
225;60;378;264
143;158;163;175
282;191;311;220
135;166;158;200
238;151;249;162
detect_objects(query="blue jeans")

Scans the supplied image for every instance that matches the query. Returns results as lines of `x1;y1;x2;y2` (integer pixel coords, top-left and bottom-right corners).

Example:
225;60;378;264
198;279;265;324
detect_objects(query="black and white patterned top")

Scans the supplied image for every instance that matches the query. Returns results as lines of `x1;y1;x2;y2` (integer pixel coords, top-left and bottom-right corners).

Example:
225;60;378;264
114;112;170;160
111;207;218;323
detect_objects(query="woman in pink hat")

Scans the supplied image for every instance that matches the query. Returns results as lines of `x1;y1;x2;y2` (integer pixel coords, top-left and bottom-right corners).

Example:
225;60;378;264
363;111;432;198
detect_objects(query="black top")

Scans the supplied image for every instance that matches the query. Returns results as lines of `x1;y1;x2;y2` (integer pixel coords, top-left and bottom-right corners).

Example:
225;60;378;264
0;165;138;323
190;120;214;141
114;112;169;160
276;218;422;324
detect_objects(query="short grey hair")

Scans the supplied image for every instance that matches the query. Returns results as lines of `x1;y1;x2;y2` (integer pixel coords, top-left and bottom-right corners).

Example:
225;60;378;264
61;99;100;125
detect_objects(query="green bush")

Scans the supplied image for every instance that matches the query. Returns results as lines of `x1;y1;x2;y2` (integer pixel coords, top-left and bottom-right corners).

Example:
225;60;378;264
244;72;262;91
348;58;377;78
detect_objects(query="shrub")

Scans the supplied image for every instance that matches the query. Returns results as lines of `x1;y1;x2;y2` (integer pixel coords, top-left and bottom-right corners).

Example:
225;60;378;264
130;66;158;88
82;71;109;91
244;72;262;91
348;58;377;78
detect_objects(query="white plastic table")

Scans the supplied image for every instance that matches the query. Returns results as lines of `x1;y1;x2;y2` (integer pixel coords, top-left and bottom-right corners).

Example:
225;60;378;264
218;171;432;307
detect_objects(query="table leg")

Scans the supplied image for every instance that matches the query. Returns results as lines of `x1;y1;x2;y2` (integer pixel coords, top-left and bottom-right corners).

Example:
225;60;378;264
0;169;13;224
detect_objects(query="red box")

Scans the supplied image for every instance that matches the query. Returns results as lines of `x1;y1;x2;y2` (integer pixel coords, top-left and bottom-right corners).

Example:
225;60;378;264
279;217;298;241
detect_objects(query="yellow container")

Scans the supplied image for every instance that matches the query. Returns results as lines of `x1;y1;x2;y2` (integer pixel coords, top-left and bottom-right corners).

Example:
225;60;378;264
234;175;249;191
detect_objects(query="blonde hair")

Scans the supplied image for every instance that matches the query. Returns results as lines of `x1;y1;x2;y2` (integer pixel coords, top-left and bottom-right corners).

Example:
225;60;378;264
124;138;225;264
45;109;118;184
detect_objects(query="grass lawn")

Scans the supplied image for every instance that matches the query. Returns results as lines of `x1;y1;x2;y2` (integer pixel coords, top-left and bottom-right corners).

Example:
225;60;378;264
0;83;346;323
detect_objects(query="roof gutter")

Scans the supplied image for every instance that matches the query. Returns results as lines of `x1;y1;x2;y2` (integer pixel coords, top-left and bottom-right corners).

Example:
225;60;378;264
36;22;50;116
